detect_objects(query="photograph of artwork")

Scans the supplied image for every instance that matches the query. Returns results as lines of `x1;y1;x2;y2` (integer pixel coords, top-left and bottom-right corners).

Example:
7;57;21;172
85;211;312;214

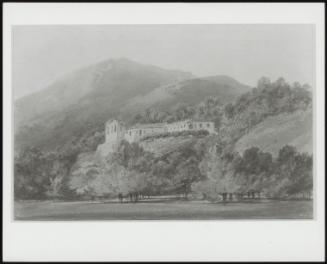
13;24;314;220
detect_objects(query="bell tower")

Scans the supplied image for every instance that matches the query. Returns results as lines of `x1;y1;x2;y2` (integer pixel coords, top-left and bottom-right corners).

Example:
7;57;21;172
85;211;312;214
105;119;126;143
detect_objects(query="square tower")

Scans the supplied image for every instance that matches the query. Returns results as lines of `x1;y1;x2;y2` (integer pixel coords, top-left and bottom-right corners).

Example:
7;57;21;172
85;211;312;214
105;119;126;143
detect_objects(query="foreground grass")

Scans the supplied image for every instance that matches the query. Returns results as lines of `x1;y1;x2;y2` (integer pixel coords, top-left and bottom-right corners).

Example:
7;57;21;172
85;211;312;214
14;199;313;220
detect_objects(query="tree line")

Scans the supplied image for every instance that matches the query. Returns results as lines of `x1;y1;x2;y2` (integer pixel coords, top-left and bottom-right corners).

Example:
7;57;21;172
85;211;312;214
15;138;312;202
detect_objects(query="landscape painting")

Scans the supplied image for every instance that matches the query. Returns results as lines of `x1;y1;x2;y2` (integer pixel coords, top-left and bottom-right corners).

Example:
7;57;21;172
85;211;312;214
13;25;314;220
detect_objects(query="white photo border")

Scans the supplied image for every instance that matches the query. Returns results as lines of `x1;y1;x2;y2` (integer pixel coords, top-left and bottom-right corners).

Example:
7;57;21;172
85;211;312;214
3;3;325;262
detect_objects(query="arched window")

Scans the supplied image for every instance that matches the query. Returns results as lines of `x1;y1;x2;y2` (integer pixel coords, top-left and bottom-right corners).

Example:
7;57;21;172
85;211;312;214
207;123;210;128
199;123;202;128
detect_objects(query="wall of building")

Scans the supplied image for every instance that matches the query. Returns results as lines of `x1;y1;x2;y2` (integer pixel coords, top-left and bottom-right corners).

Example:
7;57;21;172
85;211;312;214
105;119;216;144
124;128;141;143
125;126;167;143
167;121;189;132
167;120;215;134
192;121;215;134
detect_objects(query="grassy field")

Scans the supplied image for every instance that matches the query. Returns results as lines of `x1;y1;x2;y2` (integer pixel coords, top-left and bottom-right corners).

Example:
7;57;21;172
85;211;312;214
14;199;313;220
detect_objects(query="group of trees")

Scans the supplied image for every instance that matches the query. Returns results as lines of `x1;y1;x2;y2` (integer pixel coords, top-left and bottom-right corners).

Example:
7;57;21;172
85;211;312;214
67;139;207;200
192;145;313;201
15;140;312;201
14;127;105;200
14;147;77;200
224;77;311;120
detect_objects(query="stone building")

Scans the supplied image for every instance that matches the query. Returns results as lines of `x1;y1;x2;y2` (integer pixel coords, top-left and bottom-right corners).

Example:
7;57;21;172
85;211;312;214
104;118;216;145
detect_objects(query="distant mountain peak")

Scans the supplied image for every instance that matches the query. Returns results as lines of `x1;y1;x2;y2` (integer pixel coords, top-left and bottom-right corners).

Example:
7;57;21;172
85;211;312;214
15;58;195;133
94;57;194;77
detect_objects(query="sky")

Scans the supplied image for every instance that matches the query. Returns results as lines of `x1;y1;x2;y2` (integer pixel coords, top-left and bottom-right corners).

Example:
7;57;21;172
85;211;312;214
12;24;315;99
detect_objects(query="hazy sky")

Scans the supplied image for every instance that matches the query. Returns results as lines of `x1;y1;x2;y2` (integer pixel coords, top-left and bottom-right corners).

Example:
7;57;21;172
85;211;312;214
12;24;315;99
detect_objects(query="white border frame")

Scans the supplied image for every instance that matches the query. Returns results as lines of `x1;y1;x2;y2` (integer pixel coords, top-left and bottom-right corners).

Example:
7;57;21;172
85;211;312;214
3;3;325;261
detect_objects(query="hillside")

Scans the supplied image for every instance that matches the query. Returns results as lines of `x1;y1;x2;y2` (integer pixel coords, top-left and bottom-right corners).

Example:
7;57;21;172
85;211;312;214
218;77;312;146
14;59;193;149
234;108;313;157
15;58;193;130
139;134;200;158
122;75;250;117
14;59;249;151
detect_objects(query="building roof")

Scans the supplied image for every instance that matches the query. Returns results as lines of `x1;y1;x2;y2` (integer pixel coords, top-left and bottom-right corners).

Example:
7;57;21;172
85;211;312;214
170;118;214;124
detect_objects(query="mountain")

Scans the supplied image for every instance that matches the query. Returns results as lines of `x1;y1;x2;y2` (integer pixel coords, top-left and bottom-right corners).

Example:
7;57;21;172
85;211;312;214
14;58;250;150
15;58;193;130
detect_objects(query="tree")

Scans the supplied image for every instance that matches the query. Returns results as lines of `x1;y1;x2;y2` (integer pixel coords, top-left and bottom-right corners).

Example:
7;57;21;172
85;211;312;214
224;103;234;119
274;146;313;198
287;153;313;198
275;77;287;87
302;83;311;90
175;156;203;197
192;180;220;201
14;147;52;200
257;76;271;89
192;147;227;201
